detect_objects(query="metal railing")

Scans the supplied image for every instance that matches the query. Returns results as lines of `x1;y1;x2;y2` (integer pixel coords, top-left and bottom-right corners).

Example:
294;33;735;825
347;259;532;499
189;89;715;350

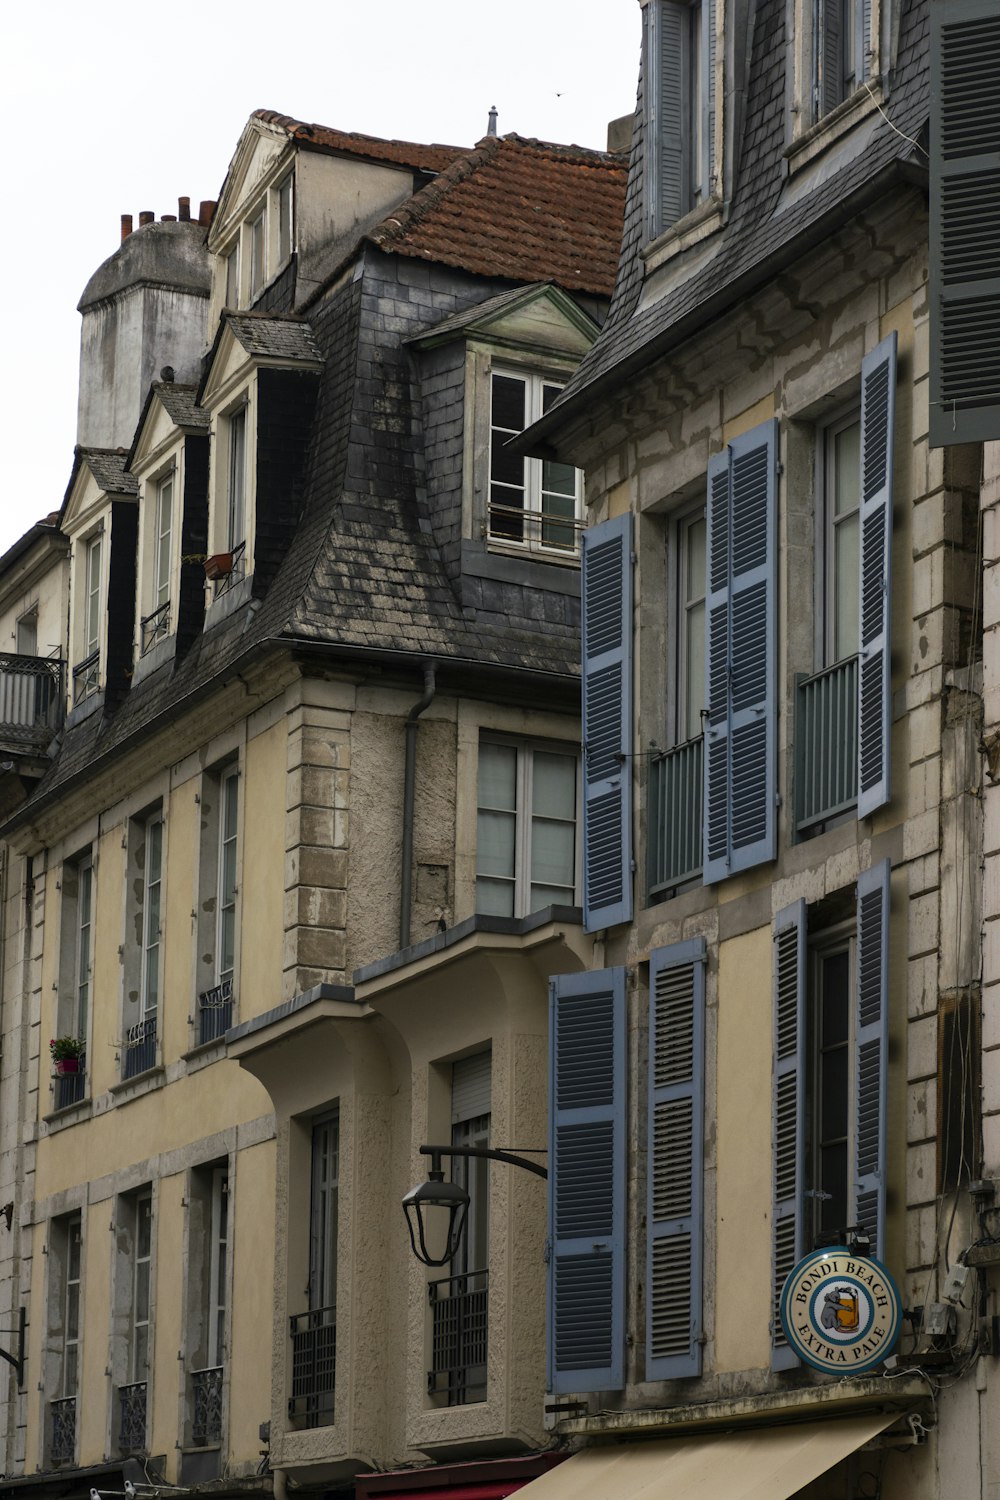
118;1381;147;1453
72;650;100;706
486;502;582;553
428;1269;488;1405
122;1017;157;1080
0;653;64;741
50;1395;76;1464
140;601;171;656
213;541;246;598
197;978;233;1046
648;734;704;899
191;1365;224;1446
288;1305;335;1427
55;1066;86;1111
794;656;858;833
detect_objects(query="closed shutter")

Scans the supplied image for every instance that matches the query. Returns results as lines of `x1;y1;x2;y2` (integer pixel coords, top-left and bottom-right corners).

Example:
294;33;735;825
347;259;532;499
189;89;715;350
816;0;844;117
772;899;806;1371
548;968;626;1393
860;0;872;81
703;420;778;883
582;514;633;931
704;0;717;195
929;0;1000;446
647;0;688;236
452;1051;491;1123
647;938;705;1380
854;859;890;1258
857;332;897;819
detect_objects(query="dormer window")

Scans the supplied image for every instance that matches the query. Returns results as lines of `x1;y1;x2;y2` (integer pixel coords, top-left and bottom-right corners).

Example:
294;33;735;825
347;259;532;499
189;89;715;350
226;406;248;554
489;370;581;555
277;174;293;265
215;169;295;313
75;532;103;703
814;0;869;118
139;472;174;655
249;213;265;301
645;0;718;242
225;244;240;308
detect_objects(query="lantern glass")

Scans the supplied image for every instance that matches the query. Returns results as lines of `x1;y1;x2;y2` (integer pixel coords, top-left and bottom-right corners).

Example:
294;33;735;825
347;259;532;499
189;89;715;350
402;1173;470;1267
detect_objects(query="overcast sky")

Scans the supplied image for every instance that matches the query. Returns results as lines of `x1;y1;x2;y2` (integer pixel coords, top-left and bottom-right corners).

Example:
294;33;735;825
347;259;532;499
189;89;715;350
0;0;640;559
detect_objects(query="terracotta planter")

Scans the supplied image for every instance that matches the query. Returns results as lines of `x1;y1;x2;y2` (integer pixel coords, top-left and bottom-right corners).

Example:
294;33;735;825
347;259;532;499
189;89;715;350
204;552;234;581
53;1057;81;1075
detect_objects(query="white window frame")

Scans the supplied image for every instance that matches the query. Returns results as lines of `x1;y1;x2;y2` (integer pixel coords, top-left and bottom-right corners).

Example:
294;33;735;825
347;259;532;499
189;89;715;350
812;0;870;121
61;1214;83;1398
248;211;266;302
15;608;37;656
450;1055;491;1279
819;404;861;667
224;241;240;309
130;1190;153;1382
226;404;248;556
475;736;581;918
216;765;239;988
669;501;708;746
72;528;105;703
140;814;164;1021
309;1111;339;1313
487;369;583;557
806;925;857;1248
74;853;94;1042
208;1169;229;1368
276;173;294;268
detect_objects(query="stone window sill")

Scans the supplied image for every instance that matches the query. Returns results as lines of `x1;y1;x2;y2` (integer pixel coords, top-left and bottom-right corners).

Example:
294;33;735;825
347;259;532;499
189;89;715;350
784;82;884;177
42;1099;92;1133
109;1065;166;1102
182;1037;229;1074
642;197;727;275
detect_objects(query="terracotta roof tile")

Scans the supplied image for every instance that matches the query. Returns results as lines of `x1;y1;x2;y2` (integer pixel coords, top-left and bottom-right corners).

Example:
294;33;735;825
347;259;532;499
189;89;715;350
367;134;627;298
253;109;465;174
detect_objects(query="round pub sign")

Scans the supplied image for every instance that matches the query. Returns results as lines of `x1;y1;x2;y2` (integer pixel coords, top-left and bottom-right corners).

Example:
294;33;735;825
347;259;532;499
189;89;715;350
779;1247;903;1373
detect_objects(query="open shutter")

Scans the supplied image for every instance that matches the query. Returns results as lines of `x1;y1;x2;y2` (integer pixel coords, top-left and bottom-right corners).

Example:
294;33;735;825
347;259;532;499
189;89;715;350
704;0;717;194
854;859;890;1258
704;420;778;882
857;332;896;819
860;0;872;82
647;0;688;236
548;968;626;1393
582;514;633;931
772;899;806;1371
817;0;844;117
929;1;1000;446
647;938;705;1380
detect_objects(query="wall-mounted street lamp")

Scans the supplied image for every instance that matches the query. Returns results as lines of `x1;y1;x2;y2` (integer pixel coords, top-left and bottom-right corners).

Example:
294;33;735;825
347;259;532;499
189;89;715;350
402;1143;547;1267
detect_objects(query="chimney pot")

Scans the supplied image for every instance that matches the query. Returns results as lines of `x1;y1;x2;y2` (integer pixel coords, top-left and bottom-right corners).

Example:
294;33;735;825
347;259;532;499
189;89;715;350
139;210;154;227
120;214;133;242
199;199;217;227
178;196;191;222
161;214;177;222
487;105;498;137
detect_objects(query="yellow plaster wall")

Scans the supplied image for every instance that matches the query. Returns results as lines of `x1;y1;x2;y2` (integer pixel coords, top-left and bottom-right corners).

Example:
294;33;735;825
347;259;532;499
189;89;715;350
714;924;774;1374
227;1141;276;1461
722;393;776;446
240;718;286;1021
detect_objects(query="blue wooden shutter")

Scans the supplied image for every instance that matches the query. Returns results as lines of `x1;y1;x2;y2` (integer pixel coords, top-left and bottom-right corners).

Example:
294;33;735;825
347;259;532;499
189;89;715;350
854;859;890;1258
703;0;717;196
857;332;896;819
817;0;844;117
647;938;705;1380
929;1;1000;446
772;898;806;1371
582;514;633;930
704;420;778;883
548;968;626;1393
647;0;688;236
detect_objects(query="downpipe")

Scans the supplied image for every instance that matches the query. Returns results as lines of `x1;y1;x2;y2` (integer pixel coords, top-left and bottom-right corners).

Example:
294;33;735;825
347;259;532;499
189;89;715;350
399;663;436;950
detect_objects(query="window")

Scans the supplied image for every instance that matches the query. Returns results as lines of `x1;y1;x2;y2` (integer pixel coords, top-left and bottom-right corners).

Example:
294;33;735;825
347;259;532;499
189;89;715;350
196;763;238;1043
249;212;265;301
645;0;716;239
131;1191;153;1380
814;0;869;120
278;174;293;265
224;242;240;308
114;1189;153;1454
185;1165;228;1451
290;1112;338;1428
48;1213;83;1464
122;813;163;1079
227;407;247;553
15;609;37;656
673;505;707;744
488;371;582;554
821;410;860;665
141;815;163;1018
56;851;93;1107
73;532;103;703
806;930;854;1245
476;738;579;917
141;472;173;654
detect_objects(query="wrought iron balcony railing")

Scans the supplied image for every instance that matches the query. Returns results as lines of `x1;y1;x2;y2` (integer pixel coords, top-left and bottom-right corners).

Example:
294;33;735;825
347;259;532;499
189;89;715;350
648;734;704;900
289;1305;335;1427
50;1395;76;1464
197;978;233;1046
122;1016;157;1080
0;653;64;745
191;1365;224;1446
72;650;100;706
118;1381;147;1453
486;502;583;554
794;656;859;833
428;1269;488;1405
55;1066;86;1111
212;540;247;598
140;601;171;656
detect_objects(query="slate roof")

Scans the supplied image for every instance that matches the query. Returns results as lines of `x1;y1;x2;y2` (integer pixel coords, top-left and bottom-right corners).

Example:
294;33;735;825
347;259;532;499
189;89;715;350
367;134;628;299
407;282;566;347
71;448;138;499
253;109;465;174
224;312;323;363
530;0;930;445
153;382;208;430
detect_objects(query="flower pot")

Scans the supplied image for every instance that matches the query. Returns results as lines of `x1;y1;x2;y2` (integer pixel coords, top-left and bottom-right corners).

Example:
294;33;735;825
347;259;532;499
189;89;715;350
204;552;234;581
54;1058;80;1075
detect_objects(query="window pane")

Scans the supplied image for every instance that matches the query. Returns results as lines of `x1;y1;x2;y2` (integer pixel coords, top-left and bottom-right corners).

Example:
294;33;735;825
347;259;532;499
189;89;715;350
491;443;524;489
821;953;850;1044
278;177;293;263
478;743;516;811
229;410;246;546
686;515;707;592
541;459;576;498
491;375;525;433
685;598;706;741
476;809;516;878
819;1144;849;1234
66;1281;80;1341
530;818;575;887
532;752;575;819
833;421;860;517
64;1345;78;1396
541;382;564;414
475;876;515;917
137;1198;152;1257
134;1324;148;1374
225;245;240;306
834;512;860;660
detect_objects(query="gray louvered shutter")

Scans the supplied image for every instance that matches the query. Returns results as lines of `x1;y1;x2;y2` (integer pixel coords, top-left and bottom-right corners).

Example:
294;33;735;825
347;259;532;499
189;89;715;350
704;0;717;195
582;514;633;931
772;899;806;1372
703;449;732;883
647;938;705;1380
857;332;896;819
548;968;626;1393
646;0;688;237
818;0;844;117
929;1;1000;446
860;0;872;81
854;859;890;1258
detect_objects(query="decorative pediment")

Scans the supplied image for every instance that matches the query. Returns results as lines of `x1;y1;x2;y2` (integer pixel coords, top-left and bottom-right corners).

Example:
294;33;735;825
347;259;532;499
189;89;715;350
210;117;293;252
130;385;206;477
61;449;136;537
200;315;323;410
409;283;600;357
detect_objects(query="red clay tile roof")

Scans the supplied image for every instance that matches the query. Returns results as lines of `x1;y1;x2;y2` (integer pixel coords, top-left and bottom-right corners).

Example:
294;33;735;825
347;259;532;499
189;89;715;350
366;134;627;299
253;109;466;174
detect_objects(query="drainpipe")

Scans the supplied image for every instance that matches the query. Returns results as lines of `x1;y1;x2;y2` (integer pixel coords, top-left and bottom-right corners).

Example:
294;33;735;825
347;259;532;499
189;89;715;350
399;663;436;950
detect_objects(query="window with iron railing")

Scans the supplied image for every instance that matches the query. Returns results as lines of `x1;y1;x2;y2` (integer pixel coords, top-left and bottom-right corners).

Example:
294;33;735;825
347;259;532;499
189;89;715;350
487;371;582;556
647;734;704;898
191;1365;224;1447
794;656;859;832
119;1381;147;1454
50;1396;76;1465
0;654;63;739
428;1270;488;1404
288;1305;335;1427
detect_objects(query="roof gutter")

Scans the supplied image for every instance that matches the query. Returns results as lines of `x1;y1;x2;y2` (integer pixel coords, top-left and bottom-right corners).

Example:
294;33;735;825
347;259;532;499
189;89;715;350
515;154;928;460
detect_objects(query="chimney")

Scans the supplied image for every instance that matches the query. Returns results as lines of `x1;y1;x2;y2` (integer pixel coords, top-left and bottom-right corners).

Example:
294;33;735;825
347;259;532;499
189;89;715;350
161;214;177;222
178;196;191;222
199;199;217;227
121;213;133;242
139;210;154;227
606;114;633;154
487;105;498;137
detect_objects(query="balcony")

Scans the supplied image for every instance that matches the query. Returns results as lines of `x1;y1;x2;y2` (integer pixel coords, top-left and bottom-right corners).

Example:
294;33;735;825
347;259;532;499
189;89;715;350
289;1305;335;1428
54;1065;86;1111
0;653;64;752
191;1365;224;1446
72;650;100;706
118;1380;147;1453
648;735;704;900
122;1016;157;1080
794;656;858;833
50;1395;76;1465
197;978;233;1046
428;1269;488;1406
140;601;171;656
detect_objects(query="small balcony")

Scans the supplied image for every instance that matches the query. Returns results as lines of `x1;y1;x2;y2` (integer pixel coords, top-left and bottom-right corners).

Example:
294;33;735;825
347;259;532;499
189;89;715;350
289;1305;335;1428
50;1395;76;1465
72;650;100;707
54;1065;86;1111
0;653;64;753
197;978;233;1047
122;1017;157;1080
190;1365;224;1447
428;1269;488;1406
118;1380;147;1453
140;601;171;656
794;656;858;834
648;734;704;900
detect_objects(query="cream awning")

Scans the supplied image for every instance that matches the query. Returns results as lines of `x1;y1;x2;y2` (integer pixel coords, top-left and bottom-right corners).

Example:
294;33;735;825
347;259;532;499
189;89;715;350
516;1412;898;1500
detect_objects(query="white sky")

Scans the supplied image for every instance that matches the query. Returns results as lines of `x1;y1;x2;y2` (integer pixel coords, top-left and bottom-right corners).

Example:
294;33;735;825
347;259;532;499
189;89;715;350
0;0;640;559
